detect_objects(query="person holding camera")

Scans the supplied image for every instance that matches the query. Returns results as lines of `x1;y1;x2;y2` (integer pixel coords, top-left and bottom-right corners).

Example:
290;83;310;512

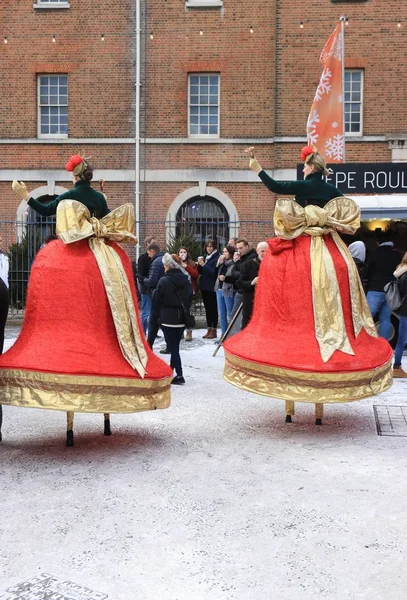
152;253;193;385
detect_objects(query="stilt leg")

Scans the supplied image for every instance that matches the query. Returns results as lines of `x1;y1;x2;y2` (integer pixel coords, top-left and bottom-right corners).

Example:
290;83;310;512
66;411;74;446
104;413;112;436
285;400;295;423
315;403;323;426
0;405;2;442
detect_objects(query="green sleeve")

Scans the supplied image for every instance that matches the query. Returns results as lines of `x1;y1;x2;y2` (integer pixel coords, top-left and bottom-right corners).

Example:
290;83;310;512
258;170;305;195
100;195;110;217
27;190;71;217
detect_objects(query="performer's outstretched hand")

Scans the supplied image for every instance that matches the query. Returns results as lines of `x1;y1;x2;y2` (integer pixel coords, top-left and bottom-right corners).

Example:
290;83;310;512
12;180;30;201
245;147;262;174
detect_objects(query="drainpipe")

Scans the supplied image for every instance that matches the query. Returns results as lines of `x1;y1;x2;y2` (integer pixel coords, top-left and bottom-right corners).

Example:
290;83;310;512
135;0;141;258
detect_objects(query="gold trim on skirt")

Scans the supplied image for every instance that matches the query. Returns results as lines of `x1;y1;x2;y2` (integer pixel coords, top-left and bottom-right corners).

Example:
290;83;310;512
0;368;171;413
223;351;393;403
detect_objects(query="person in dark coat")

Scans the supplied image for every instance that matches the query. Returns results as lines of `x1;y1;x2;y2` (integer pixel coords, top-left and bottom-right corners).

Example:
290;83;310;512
392;253;407;377
141;243;164;348
348;241;368;292
137;235;154;334
197;240;220;339
239;241;269;329
152;253;193;385
366;233;401;338
225;239;258;320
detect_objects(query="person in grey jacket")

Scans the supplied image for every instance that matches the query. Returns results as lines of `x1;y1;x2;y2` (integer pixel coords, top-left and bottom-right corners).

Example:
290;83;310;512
214;245;235;337
393;253;407;378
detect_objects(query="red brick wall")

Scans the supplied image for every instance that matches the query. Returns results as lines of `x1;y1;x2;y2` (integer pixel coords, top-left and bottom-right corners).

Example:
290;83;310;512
0;1;134;140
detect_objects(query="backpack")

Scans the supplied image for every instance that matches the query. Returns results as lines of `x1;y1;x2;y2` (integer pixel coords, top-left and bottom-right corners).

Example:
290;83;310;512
384;280;404;311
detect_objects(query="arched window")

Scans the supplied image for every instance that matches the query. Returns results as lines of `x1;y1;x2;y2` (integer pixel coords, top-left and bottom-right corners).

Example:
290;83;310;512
176;196;230;251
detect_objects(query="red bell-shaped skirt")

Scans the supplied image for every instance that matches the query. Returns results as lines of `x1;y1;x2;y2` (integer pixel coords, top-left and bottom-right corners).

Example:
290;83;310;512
0;239;172;412
223;236;393;403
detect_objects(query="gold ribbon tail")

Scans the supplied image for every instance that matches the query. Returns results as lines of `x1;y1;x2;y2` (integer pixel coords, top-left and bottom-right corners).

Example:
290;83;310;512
310;235;355;362
56;200;148;377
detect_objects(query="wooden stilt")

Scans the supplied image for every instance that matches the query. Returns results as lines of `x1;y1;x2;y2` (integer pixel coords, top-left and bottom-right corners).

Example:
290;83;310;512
104;413;112;436
66;411;74;446
315;403;323;425
285;400;295;423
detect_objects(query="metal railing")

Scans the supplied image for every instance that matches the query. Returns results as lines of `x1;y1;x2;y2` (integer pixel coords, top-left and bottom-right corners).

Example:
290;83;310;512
0;218;275;316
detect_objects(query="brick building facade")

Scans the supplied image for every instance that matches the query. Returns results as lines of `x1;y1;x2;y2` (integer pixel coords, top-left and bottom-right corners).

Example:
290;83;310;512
0;0;406;251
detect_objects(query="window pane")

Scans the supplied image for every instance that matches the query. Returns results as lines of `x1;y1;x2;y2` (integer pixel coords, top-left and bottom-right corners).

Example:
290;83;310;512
209;106;218;115
190;76;199;85
190;95;199;104
190;125;199;134
41;125;50;134
200;95;208;104
201;115;208;125
50;125;59;134
190;106;198;115
209;115;218;124
200;124;209;134
50;96;58;105
200;106;208;115
190;85;199;95
209;95;217;105
209;76;218;85
200;76;208;85
209;125;218;134
190;116;199;124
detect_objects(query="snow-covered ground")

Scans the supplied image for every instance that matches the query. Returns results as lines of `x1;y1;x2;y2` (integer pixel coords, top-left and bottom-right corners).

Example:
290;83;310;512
1;327;407;600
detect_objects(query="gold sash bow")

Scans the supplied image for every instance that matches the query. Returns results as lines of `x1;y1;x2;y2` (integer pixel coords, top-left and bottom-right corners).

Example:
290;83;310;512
274;197;377;362
56;200;148;378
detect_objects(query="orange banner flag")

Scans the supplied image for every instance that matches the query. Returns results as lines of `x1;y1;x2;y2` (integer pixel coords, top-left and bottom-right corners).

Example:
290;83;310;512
307;23;344;163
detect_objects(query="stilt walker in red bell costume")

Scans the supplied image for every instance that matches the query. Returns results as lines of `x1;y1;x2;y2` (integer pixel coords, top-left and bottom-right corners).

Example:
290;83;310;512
0;155;172;446
223;147;393;424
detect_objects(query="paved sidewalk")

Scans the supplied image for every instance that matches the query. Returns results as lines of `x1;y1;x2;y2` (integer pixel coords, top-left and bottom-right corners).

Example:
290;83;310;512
1;328;407;600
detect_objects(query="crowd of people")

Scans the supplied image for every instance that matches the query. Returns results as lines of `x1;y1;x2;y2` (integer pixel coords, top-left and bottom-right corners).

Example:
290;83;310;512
134;233;273;382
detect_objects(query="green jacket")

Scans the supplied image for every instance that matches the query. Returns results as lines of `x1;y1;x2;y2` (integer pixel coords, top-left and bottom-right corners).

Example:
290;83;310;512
28;180;110;219
258;171;343;208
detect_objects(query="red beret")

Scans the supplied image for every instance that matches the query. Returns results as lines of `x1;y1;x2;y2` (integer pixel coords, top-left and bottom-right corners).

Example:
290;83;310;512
65;154;84;172
300;146;316;162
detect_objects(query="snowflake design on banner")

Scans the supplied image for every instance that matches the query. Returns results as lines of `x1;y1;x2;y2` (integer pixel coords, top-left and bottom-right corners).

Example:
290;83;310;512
314;68;332;101
332;121;339;128
330;32;343;61
325;134;344;161
307;110;320;145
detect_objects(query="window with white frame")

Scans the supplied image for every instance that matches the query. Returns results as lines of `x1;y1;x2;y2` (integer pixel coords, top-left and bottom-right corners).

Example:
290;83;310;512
344;69;363;135
38;75;68;137
33;0;70;7
188;74;220;137
186;0;223;7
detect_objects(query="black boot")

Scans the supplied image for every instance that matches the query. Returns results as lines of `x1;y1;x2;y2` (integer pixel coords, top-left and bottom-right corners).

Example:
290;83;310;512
171;375;185;385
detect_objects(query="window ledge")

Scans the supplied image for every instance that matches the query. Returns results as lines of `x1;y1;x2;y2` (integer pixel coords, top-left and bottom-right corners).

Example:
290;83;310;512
185;1;223;8
33;2;70;9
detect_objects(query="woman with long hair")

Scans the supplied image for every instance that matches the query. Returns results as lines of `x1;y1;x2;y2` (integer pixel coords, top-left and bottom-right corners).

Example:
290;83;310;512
197;240;220;339
214;244;235;338
152;253;193;385
178;246;199;341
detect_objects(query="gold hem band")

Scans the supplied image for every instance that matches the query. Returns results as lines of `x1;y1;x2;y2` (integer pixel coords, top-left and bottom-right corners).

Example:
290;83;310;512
223;351;393;403
0;368;171;413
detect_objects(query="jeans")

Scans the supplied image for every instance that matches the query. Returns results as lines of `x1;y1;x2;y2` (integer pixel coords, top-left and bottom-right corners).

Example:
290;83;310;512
231;292;243;320
394;315;407;367
367;290;392;339
216;290;235;335
140;293;152;335
162;326;184;376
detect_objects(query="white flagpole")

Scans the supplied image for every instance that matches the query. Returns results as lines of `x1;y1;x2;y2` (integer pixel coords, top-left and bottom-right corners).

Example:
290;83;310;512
340;15;346;162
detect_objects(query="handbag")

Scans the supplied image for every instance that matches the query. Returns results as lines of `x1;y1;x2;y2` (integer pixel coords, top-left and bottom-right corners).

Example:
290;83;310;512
171;282;196;329
384;279;406;311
